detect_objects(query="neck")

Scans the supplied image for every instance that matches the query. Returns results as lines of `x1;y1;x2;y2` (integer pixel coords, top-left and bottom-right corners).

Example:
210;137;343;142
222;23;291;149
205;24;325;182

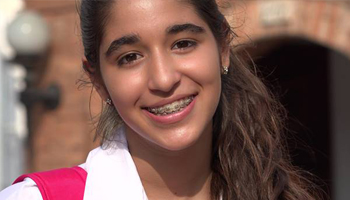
127;126;213;200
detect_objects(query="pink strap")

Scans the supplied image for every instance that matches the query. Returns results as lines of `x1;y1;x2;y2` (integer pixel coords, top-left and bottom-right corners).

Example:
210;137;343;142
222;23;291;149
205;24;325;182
13;166;87;200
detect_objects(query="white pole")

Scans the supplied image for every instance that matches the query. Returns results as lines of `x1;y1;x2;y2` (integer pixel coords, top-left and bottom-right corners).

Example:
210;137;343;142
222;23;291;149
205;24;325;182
330;50;350;200
0;0;24;189
0;48;4;190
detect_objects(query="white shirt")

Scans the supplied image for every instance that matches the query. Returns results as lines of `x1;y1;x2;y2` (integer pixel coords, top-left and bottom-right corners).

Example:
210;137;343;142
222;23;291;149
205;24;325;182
0;127;148;200
0;178;42;200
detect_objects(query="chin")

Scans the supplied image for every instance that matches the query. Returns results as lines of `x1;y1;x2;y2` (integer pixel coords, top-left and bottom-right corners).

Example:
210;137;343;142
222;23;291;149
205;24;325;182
148;123;212;152
158;133;200;151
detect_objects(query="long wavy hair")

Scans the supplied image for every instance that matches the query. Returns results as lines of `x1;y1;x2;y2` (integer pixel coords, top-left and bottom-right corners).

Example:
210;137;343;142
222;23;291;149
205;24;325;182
79;0;322;199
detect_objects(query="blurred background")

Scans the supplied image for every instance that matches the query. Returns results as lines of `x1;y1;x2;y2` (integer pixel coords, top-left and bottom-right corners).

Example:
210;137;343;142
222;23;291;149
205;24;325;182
0;0;349;199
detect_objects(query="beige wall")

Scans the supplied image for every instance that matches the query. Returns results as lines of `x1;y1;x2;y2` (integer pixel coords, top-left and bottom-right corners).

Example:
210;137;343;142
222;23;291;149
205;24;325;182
226;1;350;57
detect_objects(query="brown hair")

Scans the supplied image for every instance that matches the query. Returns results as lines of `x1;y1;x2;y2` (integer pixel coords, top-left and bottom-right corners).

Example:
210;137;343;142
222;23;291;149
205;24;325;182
79;0;322;199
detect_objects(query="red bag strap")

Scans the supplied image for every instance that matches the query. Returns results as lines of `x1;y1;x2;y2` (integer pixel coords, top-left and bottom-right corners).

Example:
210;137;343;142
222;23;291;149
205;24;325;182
13;166;87;200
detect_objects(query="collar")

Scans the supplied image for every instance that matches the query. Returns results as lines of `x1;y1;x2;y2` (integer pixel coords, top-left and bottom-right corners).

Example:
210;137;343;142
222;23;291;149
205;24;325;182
83;126;148;200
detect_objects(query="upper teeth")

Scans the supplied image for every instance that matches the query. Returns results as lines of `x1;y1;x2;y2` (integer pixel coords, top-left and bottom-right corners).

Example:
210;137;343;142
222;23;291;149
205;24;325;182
147;96;194;115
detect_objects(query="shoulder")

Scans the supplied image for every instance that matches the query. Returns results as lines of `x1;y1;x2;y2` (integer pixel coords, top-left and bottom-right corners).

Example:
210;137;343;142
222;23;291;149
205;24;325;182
0;178;42;200
0;165;87;200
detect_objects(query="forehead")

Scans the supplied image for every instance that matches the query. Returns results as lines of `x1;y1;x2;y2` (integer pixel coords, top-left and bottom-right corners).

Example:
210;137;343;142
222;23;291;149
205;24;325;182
102;0;208;41
109;0;195;22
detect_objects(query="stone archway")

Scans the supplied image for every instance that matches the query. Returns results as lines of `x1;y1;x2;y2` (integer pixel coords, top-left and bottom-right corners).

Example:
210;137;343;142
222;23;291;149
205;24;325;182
245;36;350;200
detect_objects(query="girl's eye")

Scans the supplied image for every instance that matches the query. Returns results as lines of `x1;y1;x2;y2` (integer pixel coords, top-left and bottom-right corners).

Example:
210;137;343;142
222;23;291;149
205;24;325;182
117;53;142;66
172;40;196;50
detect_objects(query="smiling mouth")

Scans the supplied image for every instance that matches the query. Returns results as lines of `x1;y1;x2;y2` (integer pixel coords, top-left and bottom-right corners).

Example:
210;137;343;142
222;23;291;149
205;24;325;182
145;96;195;116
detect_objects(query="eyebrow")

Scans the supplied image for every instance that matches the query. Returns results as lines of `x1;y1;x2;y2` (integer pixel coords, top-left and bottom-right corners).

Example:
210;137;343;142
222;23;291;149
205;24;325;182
105;34;140;57
105;24;205;57
166;23;205;34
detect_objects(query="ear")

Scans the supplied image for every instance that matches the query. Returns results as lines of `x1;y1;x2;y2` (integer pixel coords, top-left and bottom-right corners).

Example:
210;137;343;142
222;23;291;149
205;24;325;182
220;45;230;68
82;57;110;101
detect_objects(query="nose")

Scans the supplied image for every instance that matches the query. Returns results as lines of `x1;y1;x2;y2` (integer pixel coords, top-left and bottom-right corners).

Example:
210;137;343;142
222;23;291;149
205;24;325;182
147;51;181;93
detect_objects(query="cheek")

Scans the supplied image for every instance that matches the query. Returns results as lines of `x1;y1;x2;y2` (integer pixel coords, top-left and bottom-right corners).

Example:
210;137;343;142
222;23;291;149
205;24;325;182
102;69;146;110
181;46;222;85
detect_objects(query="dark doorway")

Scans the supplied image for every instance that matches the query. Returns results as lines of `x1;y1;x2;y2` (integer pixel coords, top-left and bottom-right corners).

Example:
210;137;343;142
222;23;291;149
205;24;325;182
246;37;332;197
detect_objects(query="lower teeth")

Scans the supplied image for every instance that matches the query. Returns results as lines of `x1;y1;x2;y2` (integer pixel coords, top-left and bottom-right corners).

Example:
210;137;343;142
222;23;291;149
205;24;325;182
156;106;185;116
160;107;184;116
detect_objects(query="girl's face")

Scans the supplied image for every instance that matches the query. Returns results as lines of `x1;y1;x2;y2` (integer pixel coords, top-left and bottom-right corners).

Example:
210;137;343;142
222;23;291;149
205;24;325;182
97;0;229;151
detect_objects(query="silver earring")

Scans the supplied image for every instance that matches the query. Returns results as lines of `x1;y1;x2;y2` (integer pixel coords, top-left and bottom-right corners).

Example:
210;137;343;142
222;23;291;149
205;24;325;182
222;66;229;75
106;98;112;105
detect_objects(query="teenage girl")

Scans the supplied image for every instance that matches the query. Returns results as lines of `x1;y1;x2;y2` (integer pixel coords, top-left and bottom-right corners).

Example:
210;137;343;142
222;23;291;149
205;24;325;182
0;0;321;199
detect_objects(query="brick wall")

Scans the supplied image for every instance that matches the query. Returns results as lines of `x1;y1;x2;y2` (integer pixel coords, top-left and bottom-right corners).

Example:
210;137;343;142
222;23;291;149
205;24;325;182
25;1;100;172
